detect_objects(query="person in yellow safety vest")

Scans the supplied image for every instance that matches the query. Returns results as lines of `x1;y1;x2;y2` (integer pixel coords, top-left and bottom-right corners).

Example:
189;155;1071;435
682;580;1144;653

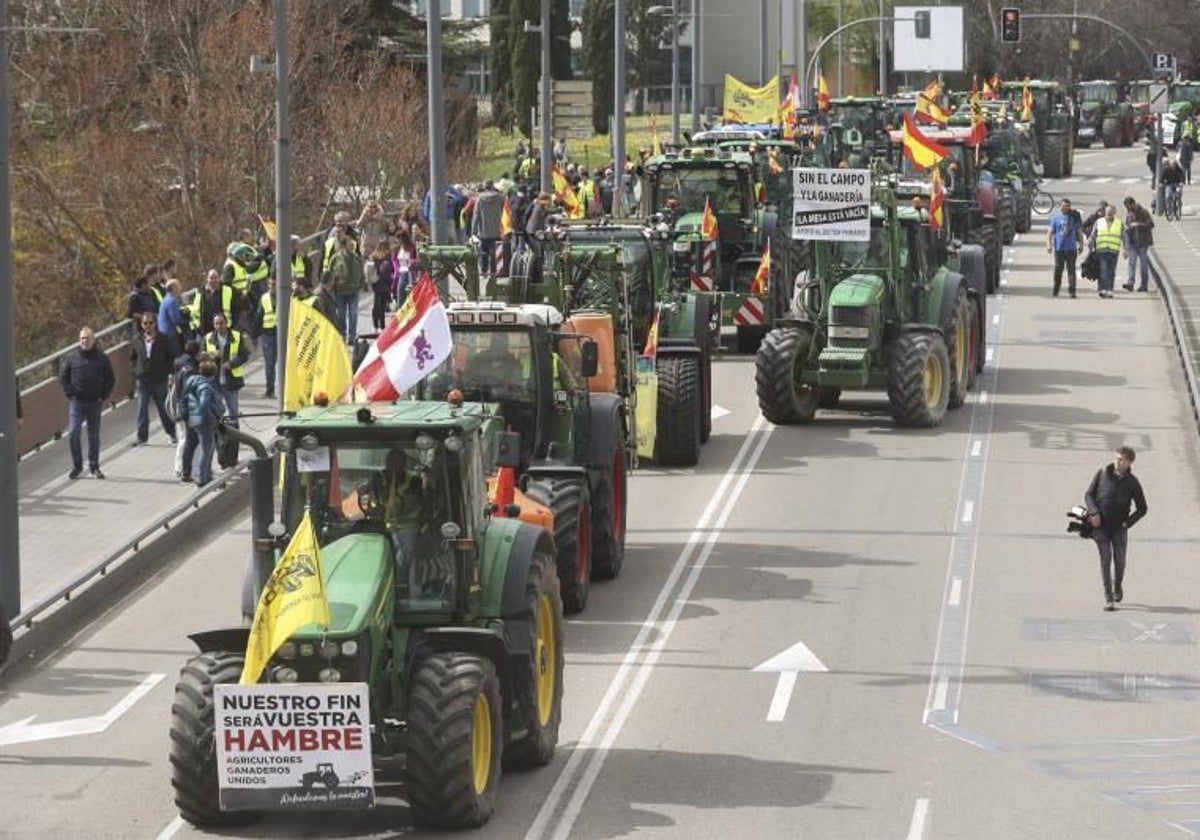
192;269;240;337
203;312;250;427
257;276;278;398
272;234;310;284
1089;204;1123;299
222;243;269;302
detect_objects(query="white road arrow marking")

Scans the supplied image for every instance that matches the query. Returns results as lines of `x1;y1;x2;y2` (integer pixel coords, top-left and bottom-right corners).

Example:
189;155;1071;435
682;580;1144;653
710;403;731;421
753;641;828;722
0;672;165;747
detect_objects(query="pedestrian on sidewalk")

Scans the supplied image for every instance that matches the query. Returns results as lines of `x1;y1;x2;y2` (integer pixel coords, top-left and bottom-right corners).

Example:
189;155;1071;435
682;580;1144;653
130;314;177;446
171;339;200;479
203;313;249;428
1081;200;1108;238
59;326;115;479
1122;196;1154;292
369;242;394;330
328;233;366;344
1084;446;1148;611
1089;204;1123;299
1046;197;1085;298
256;275;278;398
181;358;223;487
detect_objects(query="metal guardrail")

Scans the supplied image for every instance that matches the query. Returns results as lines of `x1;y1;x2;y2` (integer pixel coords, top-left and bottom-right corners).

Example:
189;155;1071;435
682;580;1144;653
1149;247;1200;435
10;461;249;639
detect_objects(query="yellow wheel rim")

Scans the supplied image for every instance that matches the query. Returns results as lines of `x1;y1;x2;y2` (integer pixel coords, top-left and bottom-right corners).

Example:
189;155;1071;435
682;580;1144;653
955;308;967;383
535;593;557;727
923;351;943;407
471;693;493;796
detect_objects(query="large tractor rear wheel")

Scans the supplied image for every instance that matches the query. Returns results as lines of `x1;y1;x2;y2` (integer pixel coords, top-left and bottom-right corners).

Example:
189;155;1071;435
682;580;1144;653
996;194;1015;245
1042;133;1066;178
655;354;702;466
406;653;503;829
1015;193;1032;233
755;325;820;425
888;332;951;428
504;550;564;769
525;478;591;614
947;290;971;410
590;440;627;581
169;651;259;828
964;296;982;390
982;223;1002;294
1101;117;1120;148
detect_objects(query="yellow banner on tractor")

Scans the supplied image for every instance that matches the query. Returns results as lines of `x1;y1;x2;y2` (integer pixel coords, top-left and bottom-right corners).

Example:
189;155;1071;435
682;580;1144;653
634;357;658;461
723;74;781;124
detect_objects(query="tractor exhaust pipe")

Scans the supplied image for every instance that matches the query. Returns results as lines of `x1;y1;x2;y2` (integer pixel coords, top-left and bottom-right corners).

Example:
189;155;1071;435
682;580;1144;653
217;422;277;622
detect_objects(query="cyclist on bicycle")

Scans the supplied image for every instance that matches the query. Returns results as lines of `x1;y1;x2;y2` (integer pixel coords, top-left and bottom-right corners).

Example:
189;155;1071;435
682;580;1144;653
1160;157;1185;220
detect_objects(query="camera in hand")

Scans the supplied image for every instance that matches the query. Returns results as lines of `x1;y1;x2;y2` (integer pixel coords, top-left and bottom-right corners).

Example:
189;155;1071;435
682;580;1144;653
1066;504;1094;538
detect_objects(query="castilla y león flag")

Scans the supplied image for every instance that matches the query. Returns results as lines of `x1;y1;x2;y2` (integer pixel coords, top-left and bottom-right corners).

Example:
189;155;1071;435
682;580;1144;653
354;274;452;401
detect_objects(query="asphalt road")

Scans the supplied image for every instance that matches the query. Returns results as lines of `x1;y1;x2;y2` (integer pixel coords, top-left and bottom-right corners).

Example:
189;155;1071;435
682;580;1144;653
4;145;1200;839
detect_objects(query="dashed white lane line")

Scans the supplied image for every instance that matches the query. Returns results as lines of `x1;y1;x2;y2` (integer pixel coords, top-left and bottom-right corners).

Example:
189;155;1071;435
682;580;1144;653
985;347;995;362
992;313;1000;325
961;500;975;524
970;440;983;458
979;390;989;404
907;798;931;840
949;578;963;607
932;677;950;711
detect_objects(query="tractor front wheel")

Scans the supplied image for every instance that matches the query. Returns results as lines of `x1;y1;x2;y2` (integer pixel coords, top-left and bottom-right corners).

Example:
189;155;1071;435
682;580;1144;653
888;332;951;428
406;653;503;829
504;550;565;769
755;325;820;425
525;478;592;614
169;651;259;828
655;355;702;467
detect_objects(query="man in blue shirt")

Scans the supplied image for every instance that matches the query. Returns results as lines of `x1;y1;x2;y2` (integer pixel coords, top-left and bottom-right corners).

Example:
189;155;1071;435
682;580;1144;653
1046;197;1085;298
156;279;187;356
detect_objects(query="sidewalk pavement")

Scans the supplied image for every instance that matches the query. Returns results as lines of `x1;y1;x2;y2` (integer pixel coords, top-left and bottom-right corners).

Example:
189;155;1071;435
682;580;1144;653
11;298;374;632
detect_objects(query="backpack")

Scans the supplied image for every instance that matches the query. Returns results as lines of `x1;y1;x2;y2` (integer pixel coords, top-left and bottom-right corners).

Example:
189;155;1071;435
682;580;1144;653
186;377;219;428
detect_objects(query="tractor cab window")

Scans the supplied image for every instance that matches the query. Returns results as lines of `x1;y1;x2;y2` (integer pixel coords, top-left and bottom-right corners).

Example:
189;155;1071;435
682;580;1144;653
654;168;748;216
1078;83;1117;105
426;327;537;406
903;222;930;281
833;221;890;272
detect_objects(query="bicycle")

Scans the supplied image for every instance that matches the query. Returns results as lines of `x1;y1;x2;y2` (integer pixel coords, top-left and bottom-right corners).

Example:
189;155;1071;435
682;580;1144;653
1031;182;1055;215
1164;183;1183;221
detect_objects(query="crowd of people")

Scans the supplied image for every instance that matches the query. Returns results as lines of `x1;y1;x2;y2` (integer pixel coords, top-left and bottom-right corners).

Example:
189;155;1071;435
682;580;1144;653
1045;194;1157;299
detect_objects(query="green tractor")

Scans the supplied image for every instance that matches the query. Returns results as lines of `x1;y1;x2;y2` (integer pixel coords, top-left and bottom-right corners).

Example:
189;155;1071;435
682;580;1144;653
169;408;564;830
756;169;982;427
640;146;780;353
424;301;629;611
529;219;715;467
1001;79;1075;177
982;121;1040;236
1075;80;1136;148
1161;81;1200;147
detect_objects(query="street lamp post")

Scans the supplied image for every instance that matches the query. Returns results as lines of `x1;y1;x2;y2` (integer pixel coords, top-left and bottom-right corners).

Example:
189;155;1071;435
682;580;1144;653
648;3;682;145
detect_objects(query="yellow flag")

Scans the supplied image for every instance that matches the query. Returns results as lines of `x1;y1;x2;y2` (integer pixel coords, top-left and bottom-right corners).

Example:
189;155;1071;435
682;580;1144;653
240;510;331;684
284;297;354;410
723;74;781;124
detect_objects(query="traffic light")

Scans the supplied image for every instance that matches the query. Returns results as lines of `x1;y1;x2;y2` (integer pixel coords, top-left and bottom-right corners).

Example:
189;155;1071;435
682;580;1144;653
1001;7;1021;43
914;10;931;39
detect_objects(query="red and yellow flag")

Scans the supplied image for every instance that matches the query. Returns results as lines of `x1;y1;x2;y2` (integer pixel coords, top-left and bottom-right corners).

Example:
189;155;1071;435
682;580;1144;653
1021;77;1033;122
817;73;831;112
983;77;996;100
751;240;770;296
902;113;949;171
930;168;946;230
701;197;719;241
499;198;514;238
968;91;989;147
642;306;661;359
916;93;949;127
552;166;583;219
649;113;663;156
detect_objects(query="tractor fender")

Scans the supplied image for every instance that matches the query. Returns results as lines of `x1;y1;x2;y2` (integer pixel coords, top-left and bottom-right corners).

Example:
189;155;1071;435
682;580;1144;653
522;464;589;485
585;392;627;472
189;627;252;654
418;626;513;698
497;523;558;682
957;244;987;302
976;181;997;217
929;272;967;333
656;342;702;356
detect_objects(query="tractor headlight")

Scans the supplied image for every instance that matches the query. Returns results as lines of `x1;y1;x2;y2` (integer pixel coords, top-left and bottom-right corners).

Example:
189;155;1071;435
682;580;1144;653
273;666;300;683
318;668;343;683
319;640;340;658
340;640;359;657
299;643;316;657
277;642;297;659
829;326;870;339
274;436;294;453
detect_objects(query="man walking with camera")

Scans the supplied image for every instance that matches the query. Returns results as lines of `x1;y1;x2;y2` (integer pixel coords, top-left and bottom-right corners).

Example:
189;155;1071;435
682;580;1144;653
1084;446;1148;611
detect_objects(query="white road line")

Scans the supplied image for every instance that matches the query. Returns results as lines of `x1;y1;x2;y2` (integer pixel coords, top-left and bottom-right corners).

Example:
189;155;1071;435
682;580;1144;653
992;313;1000;325
526;418;775;840
932;677;949;711
1120;177;1138;184
970;440;982;458
1093;176;1114;183
961;501;974;524
907;798;931;840
978;390;988;404
765;671;799;722
155;816;184;840
985;347;994;362
949;578;963;606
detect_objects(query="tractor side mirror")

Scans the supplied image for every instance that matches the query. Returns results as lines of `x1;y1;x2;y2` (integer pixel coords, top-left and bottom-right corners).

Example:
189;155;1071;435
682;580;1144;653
580;340;599;378
496;431;522;469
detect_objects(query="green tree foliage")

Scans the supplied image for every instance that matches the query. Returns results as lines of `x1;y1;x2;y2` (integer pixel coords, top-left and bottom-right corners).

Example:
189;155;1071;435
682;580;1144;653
582;0;615;135
551;0;573;79
623;0;674;114
489;0;515;132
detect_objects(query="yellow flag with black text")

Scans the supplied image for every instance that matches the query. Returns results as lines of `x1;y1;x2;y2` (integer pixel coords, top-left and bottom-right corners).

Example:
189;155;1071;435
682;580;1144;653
723;74;782;124
240;510;330;684
284;297;354;410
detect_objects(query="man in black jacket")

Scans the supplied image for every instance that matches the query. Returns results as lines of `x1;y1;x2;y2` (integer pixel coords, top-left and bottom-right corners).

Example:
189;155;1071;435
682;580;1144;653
1085;446;1148;610
130;314;177;447
59;326;115;479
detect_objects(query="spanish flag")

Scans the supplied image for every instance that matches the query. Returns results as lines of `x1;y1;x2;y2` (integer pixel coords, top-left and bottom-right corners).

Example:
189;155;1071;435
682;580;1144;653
930;168;946;230
553;166;583;219
902;113;949;171
916;80;949;127
642;306;661;360
500;198;514;238
1021;77;1033;122
817;73;831;112
968;91;989;148
240;509;331;684
983;77;997;100
701;197;719;241
751;240;770;295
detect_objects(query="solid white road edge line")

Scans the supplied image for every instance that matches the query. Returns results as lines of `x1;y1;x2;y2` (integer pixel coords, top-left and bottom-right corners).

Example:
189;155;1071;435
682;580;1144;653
524;416;774;840
907;798;931;840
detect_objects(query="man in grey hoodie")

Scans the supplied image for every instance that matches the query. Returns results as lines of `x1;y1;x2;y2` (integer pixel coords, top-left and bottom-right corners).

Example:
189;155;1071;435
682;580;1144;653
471;181;506;280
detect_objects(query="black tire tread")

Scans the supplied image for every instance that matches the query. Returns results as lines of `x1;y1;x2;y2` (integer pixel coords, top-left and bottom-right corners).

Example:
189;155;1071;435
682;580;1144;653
590;442;627;581
887;332;951;428
525;478;590;614
755;326;820;425
1042;133;1066;179
655;355;702;466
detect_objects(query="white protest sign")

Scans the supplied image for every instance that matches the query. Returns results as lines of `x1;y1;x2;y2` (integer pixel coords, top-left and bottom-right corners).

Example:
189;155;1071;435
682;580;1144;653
215;683;374;811
792;168;872;241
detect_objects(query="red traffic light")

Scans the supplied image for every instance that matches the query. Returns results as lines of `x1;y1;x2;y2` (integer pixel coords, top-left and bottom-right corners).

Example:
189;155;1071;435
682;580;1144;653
1001;7;1021;43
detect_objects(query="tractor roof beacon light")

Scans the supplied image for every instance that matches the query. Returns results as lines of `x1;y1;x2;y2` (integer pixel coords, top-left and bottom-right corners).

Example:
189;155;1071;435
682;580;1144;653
1002;8;1021;43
